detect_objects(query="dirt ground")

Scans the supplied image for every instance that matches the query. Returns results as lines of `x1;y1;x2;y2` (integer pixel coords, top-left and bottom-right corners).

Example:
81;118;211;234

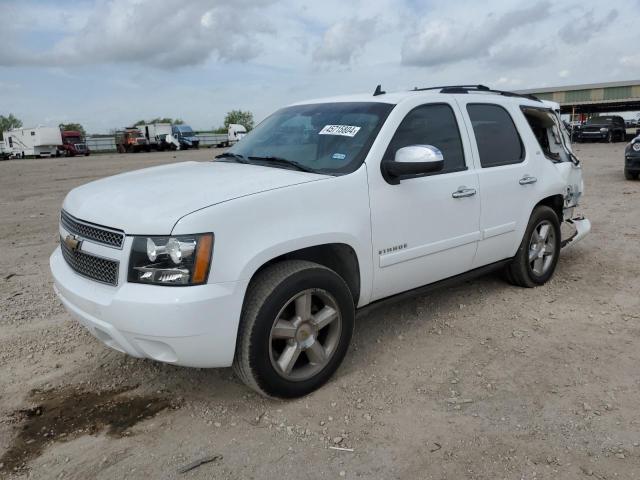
0;144;638;479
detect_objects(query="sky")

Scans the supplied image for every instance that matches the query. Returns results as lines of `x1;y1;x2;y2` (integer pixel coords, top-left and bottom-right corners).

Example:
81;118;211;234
1;0;639;133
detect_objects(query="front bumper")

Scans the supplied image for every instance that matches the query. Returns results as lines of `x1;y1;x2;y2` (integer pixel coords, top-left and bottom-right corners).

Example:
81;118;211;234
50;246;247;368
625;153;640;173
579;131;607;140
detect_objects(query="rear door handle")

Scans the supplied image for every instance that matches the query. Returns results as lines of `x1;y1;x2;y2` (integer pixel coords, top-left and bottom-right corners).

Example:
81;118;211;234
452;187;477;198
519;175;537;185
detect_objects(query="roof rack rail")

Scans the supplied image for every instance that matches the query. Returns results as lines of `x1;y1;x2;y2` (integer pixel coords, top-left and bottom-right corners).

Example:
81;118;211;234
411;84;541;102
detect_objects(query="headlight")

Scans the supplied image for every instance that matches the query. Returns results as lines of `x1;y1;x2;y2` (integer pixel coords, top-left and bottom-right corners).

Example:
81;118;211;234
599;127;608;133
633;142;640;152
128;233;213;286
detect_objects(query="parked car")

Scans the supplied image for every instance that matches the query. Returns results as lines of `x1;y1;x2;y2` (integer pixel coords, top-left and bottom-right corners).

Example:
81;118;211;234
577;115;626;142
50;85;590;398
625;135;640;180
0;142;11;159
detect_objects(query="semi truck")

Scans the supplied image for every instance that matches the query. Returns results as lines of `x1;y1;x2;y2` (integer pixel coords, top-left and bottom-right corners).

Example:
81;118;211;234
171;125;200;149
2;127;62;158
59;130;90;156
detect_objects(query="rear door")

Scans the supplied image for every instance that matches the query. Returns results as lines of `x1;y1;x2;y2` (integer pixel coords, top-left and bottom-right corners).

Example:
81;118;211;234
456;99;541;268
368;101;481;301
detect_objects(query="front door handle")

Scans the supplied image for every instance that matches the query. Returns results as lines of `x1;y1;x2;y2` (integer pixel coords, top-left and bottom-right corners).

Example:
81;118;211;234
452;187;477;198
519;175;538;185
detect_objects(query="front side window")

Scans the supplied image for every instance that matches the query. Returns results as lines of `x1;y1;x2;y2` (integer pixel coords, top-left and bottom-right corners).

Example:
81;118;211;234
383;103;466;175
225;102;395;175
467;104;524;168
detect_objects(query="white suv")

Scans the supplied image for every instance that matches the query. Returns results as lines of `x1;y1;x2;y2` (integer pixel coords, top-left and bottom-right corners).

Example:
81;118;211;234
50;85;590;398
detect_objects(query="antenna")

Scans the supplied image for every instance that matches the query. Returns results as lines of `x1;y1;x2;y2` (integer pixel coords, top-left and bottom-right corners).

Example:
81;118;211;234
373;84;385;96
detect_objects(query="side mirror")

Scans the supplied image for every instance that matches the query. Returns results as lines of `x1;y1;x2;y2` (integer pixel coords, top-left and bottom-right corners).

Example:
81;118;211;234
383;145;444;184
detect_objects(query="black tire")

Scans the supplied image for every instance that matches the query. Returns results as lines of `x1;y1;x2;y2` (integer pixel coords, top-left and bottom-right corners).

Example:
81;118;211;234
505;206;561;288
625;169;639;180
233;260;355;398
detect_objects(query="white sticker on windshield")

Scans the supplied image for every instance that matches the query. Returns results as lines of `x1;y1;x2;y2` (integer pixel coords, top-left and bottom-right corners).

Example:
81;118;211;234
319;125;361;137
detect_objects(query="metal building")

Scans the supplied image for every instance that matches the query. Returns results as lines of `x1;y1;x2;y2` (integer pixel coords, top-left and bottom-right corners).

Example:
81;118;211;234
516;80;640;118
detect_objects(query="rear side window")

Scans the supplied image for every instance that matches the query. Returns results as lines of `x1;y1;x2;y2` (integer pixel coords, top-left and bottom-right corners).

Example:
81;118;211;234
384;103;466;175
467;104;524;168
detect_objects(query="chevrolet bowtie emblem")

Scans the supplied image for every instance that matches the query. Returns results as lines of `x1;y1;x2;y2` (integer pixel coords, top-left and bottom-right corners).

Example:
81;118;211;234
64;234;82;252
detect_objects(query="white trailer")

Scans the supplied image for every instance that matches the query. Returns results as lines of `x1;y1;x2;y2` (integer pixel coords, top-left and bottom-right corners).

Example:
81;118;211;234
137;123;175;151
3;127;62;158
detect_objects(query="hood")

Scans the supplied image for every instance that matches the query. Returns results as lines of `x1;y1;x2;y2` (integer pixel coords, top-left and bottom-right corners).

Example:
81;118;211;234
63;161;327;234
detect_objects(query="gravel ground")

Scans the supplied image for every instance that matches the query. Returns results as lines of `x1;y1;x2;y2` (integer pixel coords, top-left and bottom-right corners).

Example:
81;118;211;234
0;144;639;479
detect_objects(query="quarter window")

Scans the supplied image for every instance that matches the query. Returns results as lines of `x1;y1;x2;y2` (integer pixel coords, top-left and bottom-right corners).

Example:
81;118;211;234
467;104;524;168
384;103;466;175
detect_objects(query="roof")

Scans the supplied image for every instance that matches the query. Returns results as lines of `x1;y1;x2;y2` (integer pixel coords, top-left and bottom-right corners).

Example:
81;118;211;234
291;87;543;107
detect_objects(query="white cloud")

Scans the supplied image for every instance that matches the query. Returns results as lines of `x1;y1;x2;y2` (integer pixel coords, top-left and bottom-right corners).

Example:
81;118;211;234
1;0;640;133
312;18;380;65
620;54;640;68
0;0;276;68
558;9;618;45
401;1;552;67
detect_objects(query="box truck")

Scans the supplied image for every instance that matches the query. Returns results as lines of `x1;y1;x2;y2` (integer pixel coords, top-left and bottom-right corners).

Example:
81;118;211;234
137;123;176;151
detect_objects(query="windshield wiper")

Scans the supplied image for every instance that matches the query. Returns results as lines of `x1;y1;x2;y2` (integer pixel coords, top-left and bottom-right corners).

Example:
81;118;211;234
248;156;317;173
215;152;251;164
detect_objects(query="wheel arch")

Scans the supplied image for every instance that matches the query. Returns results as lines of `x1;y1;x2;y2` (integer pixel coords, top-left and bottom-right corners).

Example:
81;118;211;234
246;243;362;306
535;194;564;221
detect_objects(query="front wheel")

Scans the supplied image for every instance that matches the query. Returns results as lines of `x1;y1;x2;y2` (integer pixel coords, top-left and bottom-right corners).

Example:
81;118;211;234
233;260;354;398
625;169;639;180
505;206;561;288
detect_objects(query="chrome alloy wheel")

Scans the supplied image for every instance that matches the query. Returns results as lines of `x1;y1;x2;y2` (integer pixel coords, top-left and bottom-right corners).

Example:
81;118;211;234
528;220;556;276
269;289;342;381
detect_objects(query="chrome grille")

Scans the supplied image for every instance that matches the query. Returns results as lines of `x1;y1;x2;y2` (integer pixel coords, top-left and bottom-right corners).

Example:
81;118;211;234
60;236;119;286
61;210;124;248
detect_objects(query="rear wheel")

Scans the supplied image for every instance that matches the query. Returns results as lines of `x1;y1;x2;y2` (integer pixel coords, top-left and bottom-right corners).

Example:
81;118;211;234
505;206;561;288
233;260;354;398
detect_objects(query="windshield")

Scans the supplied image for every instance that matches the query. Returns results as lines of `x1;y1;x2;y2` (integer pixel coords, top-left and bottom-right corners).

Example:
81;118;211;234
225;102;394;175
64;136;82;143
176;126;194;135
587;117;613;124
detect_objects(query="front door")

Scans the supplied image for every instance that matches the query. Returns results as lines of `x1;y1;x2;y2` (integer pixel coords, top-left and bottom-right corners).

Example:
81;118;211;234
368;102;481;301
